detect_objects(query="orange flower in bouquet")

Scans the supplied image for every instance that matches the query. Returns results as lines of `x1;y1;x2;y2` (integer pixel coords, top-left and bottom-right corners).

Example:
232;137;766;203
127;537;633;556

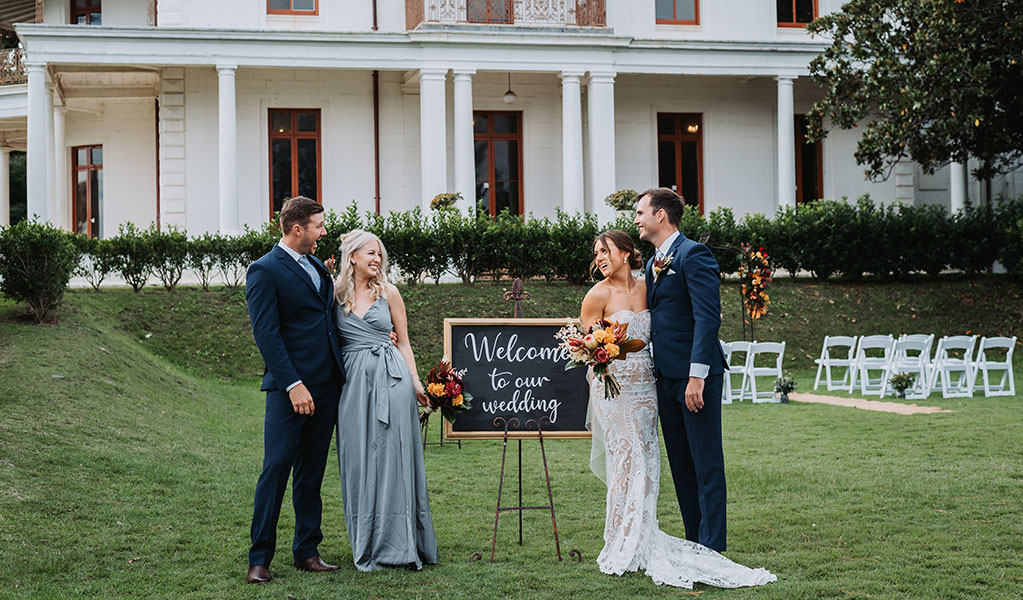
555;319;646;399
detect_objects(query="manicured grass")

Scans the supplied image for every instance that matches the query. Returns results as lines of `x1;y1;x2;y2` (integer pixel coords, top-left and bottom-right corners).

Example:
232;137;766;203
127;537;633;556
1;279;1021;599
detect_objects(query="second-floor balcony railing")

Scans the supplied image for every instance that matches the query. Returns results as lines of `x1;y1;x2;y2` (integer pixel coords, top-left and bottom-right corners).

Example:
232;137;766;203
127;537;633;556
407;0;606;31
0;48;27;86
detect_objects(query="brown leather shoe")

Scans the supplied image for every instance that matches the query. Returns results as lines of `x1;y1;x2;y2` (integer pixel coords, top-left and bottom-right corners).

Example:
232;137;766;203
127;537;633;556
247;565;271;584
293;556;340;572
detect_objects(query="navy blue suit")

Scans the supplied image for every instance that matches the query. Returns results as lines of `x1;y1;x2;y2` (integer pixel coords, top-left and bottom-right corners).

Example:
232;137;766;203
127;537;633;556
646;232;729;551
246;243;346;568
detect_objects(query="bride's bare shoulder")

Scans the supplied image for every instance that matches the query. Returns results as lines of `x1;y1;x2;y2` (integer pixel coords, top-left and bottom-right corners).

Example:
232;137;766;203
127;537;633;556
581;280;610;322
583;280;611;304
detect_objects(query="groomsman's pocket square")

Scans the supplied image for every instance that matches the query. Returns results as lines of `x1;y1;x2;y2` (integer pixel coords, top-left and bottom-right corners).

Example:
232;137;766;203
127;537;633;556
667;269;677;276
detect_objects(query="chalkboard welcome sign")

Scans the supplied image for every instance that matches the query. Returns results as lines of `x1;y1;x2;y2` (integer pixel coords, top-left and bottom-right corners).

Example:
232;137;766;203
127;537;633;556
443;318;592;440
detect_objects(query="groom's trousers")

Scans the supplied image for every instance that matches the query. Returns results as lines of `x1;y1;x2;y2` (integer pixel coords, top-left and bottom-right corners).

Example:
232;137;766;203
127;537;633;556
656;373;726;552
249;378;341;567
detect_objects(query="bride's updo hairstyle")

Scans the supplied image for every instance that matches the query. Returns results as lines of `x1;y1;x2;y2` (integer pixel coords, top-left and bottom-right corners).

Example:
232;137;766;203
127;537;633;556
590;229;644;280
335;229;390;314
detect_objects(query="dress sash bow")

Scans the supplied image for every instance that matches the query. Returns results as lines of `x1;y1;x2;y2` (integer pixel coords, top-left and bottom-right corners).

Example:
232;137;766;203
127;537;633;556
343;337;404;427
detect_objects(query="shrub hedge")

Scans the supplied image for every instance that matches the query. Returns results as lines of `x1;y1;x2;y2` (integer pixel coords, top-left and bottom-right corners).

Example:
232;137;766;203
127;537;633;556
2;196;1021;308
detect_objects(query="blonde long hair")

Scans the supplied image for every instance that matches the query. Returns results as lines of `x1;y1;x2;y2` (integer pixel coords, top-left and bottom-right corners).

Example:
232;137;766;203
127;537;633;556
335;229;390;314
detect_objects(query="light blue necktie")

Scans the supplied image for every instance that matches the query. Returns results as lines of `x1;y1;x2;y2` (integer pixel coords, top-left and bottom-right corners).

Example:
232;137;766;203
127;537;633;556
297;255;321;293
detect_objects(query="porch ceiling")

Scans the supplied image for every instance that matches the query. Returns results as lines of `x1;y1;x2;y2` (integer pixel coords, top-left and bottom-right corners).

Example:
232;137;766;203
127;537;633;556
0;0;36;32
53;67;160;100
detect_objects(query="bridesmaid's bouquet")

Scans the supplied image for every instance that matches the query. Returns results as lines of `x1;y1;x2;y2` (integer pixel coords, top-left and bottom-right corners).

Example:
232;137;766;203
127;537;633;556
555;320;646;399
420;358;473;424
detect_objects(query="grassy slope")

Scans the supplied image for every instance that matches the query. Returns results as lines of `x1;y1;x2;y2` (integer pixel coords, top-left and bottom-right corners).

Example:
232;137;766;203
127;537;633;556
0;279;1021;599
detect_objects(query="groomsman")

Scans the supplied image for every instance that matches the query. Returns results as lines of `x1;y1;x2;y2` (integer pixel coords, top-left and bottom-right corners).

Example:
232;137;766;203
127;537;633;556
636;188;729;552
245;197;346;583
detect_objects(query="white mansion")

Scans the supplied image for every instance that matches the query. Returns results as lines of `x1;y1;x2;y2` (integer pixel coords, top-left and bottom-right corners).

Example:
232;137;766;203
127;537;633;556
0;0;1019;237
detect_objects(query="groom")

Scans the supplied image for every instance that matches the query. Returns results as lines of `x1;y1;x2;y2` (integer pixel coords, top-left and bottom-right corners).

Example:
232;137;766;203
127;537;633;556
636;188;729;552
245;197;346;583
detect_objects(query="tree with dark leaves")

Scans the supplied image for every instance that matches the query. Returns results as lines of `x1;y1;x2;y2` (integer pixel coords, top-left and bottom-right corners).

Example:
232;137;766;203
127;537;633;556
806;0;1023;180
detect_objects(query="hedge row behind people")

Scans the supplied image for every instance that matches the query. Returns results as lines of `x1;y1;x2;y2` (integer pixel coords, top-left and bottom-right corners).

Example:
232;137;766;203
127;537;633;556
2;195;1022;321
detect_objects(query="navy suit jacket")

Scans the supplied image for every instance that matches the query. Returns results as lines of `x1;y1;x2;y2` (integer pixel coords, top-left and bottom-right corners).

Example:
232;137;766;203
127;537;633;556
645;232;727;380
246;243;346;395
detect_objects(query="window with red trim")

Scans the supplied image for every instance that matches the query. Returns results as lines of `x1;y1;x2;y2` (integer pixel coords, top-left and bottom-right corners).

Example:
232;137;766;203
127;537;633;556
656;113;704;215
473;111;523;217
71;0;102;25
795;114;823;204
777;0;817;27
269;109;322;215
73;145;103;238
267;0;318;15
655;0;698;25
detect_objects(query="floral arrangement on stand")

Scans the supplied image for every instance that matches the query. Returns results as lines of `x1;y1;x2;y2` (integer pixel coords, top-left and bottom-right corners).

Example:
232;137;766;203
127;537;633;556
889;372;916;399
555;319;646;399
603;189;639;212
430;192;462;212
738;242;773;341
774;375;796;403
420;358;472;424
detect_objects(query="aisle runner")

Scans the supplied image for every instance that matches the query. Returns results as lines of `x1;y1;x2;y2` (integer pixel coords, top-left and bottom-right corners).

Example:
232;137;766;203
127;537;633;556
789;393;955;415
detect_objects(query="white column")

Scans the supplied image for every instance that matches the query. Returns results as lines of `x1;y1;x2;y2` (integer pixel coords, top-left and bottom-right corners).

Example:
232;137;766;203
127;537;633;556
54;107;67;230
26;64;47;221
776;76;796;210
452;69;475;212
45;84;56;224
950;161;968;213
419;68;448;210
217;65;239;234
586;71;617;223
560;71;585;214
0;148;10;227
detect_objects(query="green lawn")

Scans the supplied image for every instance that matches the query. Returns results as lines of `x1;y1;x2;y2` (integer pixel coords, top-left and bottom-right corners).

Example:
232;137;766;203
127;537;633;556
1;279;1021;599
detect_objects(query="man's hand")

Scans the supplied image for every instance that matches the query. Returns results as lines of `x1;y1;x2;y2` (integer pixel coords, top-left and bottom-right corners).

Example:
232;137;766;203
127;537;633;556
685;377;705;413
390;330;399;346
289;383;315;415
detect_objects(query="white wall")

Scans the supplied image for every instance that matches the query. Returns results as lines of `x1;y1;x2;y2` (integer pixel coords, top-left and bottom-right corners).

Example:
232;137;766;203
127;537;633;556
45;0;148;26
156;1;844;39
185;66;408;233
610;0;838;42
162;0;381;31
64;99;158;237
173;66;921;236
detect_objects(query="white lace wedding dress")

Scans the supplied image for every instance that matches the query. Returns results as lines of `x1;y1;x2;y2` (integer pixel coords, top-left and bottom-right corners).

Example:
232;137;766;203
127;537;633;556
587;309;776;589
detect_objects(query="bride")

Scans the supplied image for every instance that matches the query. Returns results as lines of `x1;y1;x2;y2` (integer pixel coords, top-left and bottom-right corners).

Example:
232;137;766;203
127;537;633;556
580;230;776;589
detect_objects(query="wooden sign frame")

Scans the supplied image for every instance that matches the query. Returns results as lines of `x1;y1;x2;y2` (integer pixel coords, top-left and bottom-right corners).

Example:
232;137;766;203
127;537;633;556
442;318;592;440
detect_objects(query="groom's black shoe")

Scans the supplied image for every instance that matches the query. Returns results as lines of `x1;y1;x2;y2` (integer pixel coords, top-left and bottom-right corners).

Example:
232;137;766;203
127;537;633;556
246;565;271;584
294;556;340;572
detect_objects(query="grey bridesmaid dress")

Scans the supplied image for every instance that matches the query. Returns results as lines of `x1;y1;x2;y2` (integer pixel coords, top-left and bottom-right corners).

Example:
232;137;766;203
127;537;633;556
335;295;439;571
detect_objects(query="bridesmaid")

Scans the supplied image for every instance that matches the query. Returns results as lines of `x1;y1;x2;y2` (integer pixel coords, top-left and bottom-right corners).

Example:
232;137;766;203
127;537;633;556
333;229;438;571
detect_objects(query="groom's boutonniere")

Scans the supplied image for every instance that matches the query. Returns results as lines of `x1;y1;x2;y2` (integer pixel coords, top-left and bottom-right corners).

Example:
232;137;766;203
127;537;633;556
652;253;674;282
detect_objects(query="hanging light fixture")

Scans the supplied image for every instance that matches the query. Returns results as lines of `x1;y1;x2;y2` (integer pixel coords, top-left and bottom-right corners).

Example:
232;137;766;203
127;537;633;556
502;73;517;104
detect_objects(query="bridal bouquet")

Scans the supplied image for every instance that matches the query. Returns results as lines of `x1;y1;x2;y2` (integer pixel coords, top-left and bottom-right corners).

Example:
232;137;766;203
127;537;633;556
555;320;646;399
420;358;473;424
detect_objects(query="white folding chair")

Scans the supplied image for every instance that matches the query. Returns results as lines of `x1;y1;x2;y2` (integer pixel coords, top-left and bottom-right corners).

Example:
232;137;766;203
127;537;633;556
881;337;932;399
928;335;978;398
899;333;935;360
973;336;1016;397
813;335;857;391
746;341;786;403
721;341;752;404
850;335;895;395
